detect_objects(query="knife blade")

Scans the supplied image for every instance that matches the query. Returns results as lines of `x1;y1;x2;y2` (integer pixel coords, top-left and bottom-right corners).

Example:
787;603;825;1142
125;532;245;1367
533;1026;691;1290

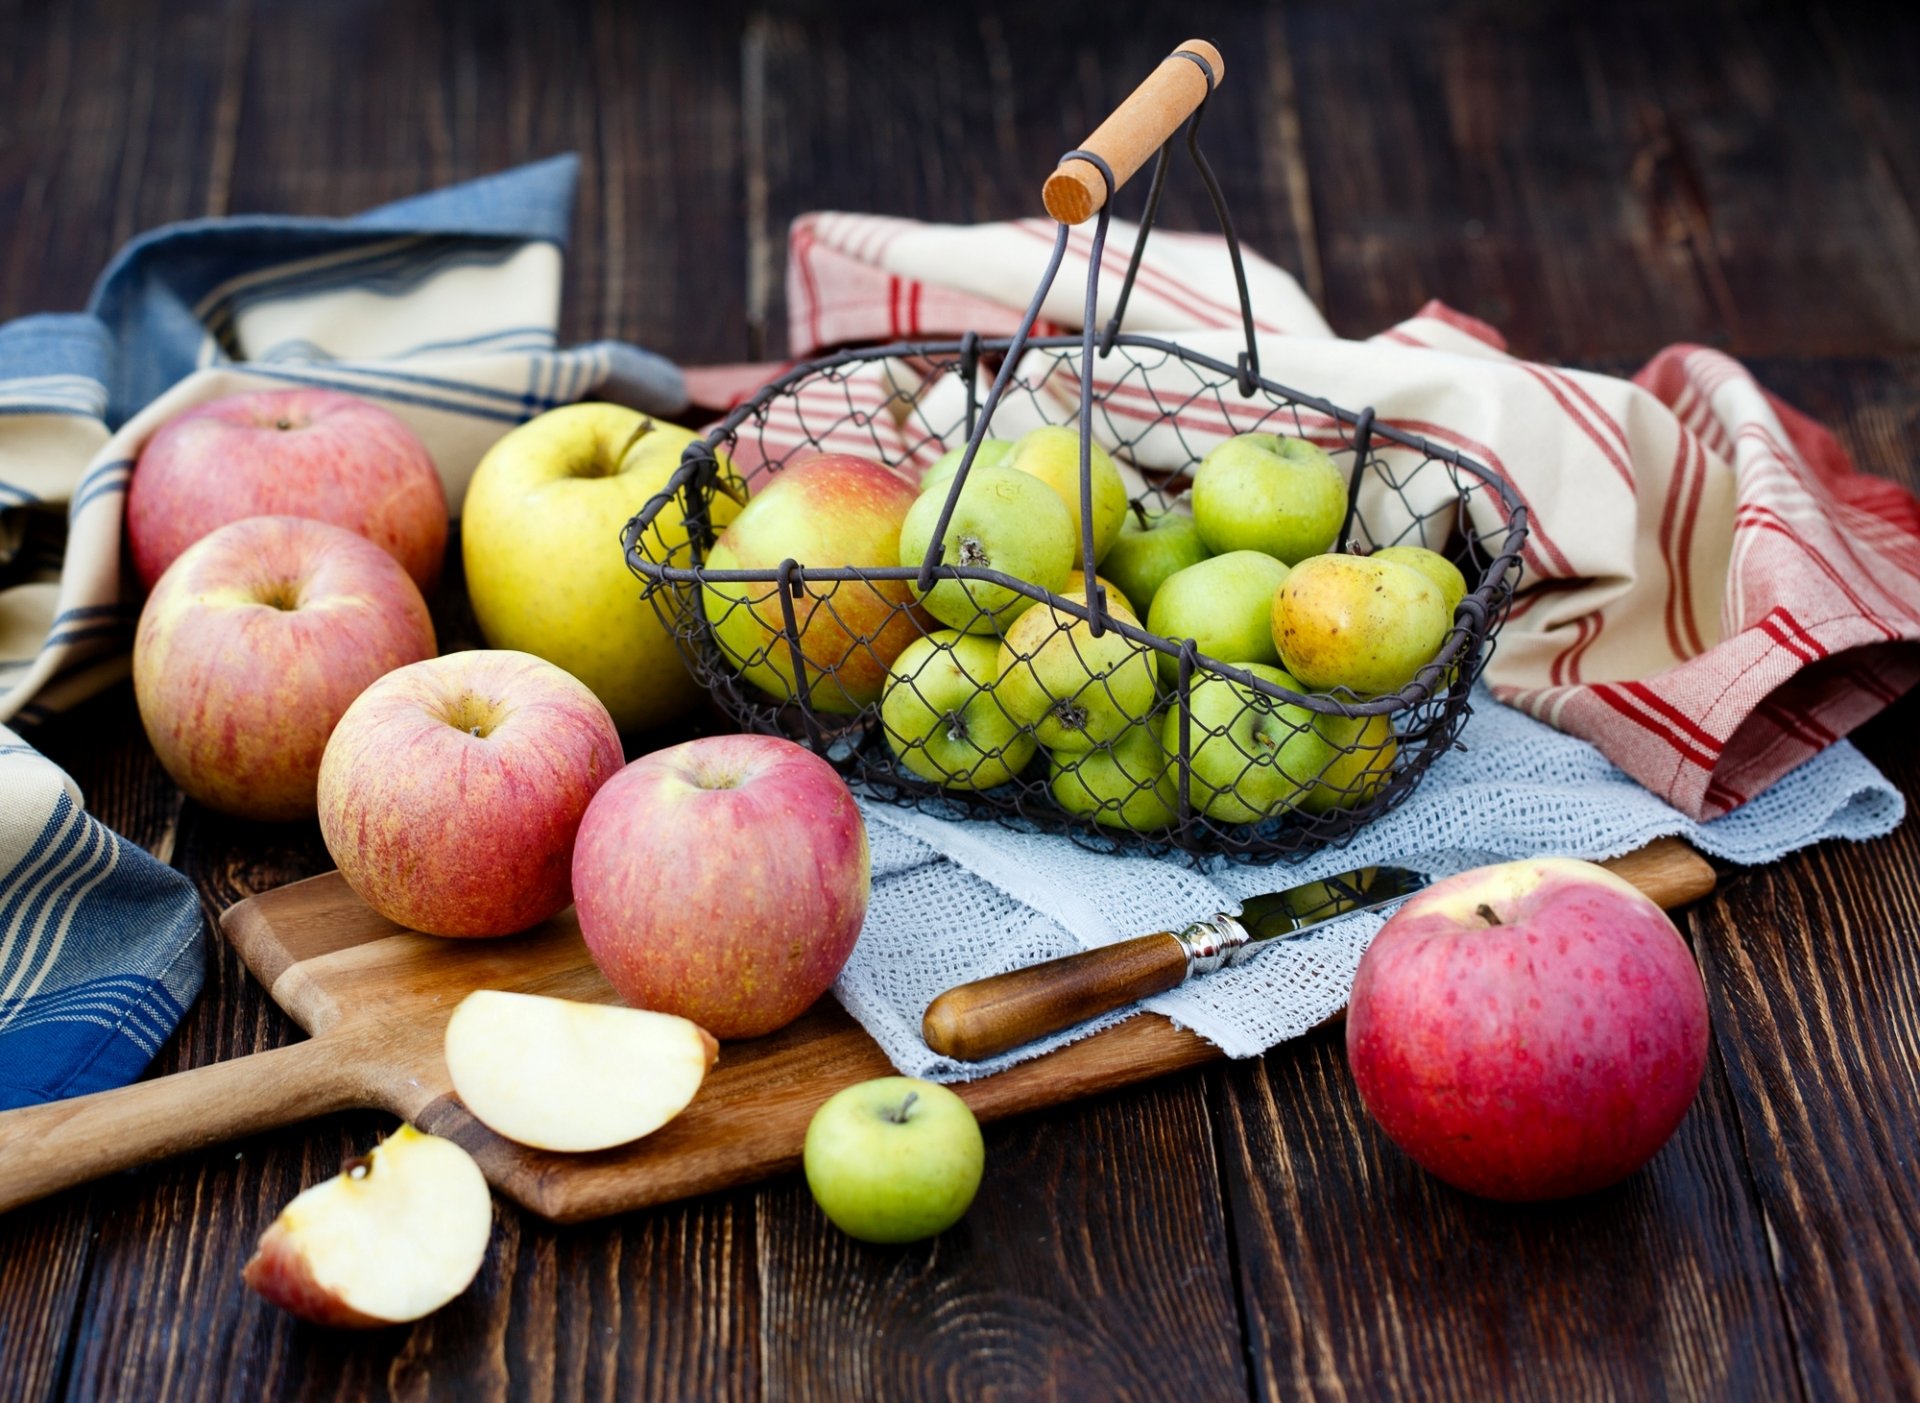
920;863;1429;1062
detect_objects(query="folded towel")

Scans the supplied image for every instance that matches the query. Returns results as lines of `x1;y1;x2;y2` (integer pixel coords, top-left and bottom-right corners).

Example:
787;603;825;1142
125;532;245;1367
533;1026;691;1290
0;157;669;1105
731;210;1920;821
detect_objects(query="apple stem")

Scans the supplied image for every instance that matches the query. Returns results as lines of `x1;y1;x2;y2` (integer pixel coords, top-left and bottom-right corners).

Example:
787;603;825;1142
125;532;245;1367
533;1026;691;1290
885;1091;920;1125
1476;902;1502;926
615;416;657;468
1130;499;1151;529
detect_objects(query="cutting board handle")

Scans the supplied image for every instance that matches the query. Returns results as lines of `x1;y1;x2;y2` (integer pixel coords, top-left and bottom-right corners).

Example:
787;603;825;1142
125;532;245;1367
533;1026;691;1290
0;1035;370;1215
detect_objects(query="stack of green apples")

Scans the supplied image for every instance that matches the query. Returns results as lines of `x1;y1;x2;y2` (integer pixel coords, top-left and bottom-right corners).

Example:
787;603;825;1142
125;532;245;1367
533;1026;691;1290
879;426;1469;832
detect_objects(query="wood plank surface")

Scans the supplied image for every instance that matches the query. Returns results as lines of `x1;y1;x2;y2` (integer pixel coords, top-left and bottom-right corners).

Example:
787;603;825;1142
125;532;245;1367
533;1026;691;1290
4;2;1920;1400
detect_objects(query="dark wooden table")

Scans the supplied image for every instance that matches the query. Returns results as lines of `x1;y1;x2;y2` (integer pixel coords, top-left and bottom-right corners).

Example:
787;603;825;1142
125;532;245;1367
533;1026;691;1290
4;1;1919;1398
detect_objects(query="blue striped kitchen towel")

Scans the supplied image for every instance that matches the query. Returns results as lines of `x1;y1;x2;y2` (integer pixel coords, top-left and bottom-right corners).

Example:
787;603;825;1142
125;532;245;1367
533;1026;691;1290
0;155;681;1104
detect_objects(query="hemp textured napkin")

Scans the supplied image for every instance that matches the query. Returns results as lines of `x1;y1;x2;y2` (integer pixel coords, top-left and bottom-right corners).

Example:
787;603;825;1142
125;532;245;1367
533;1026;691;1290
841;690;1902;1081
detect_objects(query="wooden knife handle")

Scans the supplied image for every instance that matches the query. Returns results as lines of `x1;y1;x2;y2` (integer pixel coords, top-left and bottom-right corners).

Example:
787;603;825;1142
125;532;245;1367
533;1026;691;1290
1042;41;1225;224
922;933;1190;1062
0;1035;371;1215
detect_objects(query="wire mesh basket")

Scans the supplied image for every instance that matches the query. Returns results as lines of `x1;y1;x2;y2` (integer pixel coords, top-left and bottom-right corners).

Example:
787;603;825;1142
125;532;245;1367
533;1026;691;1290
625;41;1528;863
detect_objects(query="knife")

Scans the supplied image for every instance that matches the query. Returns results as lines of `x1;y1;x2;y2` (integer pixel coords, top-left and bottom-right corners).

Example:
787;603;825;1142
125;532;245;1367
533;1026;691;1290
921;865;1429;1062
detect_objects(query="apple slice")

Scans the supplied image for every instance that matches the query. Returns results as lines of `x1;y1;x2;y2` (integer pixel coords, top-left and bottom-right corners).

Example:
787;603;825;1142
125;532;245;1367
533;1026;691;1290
242;1124;492;1328
444;990;719;1152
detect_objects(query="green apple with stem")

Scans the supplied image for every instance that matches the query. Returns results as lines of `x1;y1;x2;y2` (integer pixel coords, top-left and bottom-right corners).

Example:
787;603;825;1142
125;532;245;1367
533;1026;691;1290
1299;712;1398;814
1146;551;1292;684
1005;425;1129;566
1163;662;1334;823
920;438;1014;495
881;631;1035;790
803;1077;985;1244
1049;720;1179;832
1273;554;1449;695
897;463;1074;634
996;590;1157;751
1191;433;1348;565
1100;502;1211;618
1371;545;1468;617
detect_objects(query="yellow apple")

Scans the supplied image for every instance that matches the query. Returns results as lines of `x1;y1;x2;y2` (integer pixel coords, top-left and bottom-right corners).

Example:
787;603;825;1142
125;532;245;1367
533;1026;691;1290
462;403;743;732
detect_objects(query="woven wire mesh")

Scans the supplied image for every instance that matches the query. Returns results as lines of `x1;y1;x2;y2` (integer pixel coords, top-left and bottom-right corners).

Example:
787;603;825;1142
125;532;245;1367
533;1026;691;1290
625;332;1526;863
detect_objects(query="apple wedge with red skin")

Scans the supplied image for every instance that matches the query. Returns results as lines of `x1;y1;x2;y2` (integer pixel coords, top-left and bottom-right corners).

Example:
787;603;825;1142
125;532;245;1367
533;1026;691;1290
243;1125;492;1328
1347;858;1709;1202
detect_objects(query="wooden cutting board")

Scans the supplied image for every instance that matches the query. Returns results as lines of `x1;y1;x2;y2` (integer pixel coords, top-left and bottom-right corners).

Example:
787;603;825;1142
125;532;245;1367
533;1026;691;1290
0;839;1715;1221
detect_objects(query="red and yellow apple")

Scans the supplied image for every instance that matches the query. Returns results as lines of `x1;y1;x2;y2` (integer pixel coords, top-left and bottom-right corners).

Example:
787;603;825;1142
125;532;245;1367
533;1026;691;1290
317;650;624;938
1347;858;1709;1201
128;388;447;592
243;1124;492;1328
133;515;437;821
572;733;871;1039
703;452;924;714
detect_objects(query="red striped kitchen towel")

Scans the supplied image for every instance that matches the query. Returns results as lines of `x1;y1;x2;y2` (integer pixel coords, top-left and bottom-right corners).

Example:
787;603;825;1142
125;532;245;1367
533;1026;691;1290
694;211;1920;821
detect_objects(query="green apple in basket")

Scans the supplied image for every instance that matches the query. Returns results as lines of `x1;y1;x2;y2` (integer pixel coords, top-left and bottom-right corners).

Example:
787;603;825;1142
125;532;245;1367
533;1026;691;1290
1272;553;1450;696
462;403;746;733
1146;551;1291;684
920;437;1015;494
881;631;1036;790
1371;545;1468;617
1162;662;1334;824
1099;503;1210;618
898;462;1075;634
996;589;1157;751
1005;424;1131;565
1049;720;1180;832
703;453;928;714
1299;712;1398;814
1191;432;1348;565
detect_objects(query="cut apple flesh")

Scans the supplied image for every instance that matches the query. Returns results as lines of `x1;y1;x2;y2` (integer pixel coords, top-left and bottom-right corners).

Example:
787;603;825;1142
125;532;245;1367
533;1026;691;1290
242;1124;492;1327
444;990;719;1153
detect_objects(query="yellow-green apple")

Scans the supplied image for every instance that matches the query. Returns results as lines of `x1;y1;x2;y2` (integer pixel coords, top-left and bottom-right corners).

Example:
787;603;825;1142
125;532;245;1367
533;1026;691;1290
1100;505;1209;617
462;403;744;733
703;452;924;714
803;1077;984;1243
1191;433;1346;564
133;515;436;822
1273;553;1449;695
1162;663;1332;823
1299;712;1398;814
1347;858;1709;1200
128;388;448;593
1049;721;1179;831
571;734;870;1039
1005;424;1129;565
1146;551;1291;684
996;589;1157;750
242;1124;491;1328
897;463;1074;634
1372;545;1468;616
881;631;1035;790
1061;569;1135;617
318;650;623;937
920;438;1014;493
444;991;718;1152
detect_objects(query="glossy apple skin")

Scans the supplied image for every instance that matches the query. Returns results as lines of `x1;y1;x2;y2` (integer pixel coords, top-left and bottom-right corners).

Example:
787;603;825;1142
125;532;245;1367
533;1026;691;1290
318;651;624;938
133;516;437;821
803;1077;984;1243
1347;858;1709;1201
572;734;871;1039
128;388;447;592
704;453;923;713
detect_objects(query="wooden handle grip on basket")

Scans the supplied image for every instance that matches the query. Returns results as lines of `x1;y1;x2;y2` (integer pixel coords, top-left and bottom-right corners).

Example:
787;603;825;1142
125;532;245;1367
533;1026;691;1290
1042;40;1225;225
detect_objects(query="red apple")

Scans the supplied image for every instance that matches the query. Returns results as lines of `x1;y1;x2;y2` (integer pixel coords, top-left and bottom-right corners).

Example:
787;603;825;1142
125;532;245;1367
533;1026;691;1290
572;734;870;1038
703;453;926;713
318;650;624;938
133;515;437;821
128;387;448;592
1347;858;1708;1201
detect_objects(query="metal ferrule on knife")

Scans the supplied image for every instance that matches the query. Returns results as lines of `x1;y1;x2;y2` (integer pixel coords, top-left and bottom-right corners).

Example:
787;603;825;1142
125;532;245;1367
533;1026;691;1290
1169;914;1254;977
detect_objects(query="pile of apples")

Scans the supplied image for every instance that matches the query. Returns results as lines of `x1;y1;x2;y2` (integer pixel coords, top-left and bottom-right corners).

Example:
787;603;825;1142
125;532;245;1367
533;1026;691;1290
125;389;981;1326
698;424;1471;833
